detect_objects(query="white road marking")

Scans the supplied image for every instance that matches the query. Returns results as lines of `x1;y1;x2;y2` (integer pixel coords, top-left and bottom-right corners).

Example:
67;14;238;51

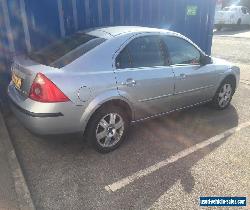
105;121;250;192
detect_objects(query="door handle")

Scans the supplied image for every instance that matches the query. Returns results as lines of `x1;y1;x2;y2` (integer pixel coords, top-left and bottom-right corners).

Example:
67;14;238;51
122;79;136;87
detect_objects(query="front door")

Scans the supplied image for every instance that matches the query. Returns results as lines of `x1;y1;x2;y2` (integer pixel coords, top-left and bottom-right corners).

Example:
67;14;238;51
172;65;217;107
114;35;175;120
162;35;217;108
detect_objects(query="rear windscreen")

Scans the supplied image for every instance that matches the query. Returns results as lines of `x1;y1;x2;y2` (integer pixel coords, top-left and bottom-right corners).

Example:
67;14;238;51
28;33;106;68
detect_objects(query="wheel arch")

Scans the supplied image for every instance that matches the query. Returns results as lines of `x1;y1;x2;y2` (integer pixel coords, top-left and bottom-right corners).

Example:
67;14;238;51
80;92;134;133
94;99;133;122
218;74;237;95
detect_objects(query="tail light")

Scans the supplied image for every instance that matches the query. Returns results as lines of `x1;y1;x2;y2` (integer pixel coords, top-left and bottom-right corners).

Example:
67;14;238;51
29;73;69;103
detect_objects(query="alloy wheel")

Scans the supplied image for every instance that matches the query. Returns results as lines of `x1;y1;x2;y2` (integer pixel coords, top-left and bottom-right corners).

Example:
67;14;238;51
95;113;124;148
218;83;232;108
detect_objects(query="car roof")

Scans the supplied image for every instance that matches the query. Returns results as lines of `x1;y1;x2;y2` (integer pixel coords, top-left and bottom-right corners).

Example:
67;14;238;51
84;26;178;39
82;26;202;52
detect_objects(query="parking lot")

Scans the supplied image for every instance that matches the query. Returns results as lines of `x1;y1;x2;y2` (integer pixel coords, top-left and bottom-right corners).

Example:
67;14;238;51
3;30;250;210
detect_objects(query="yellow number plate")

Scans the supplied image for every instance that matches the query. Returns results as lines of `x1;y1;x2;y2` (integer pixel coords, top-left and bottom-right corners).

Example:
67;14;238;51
12;73;22;89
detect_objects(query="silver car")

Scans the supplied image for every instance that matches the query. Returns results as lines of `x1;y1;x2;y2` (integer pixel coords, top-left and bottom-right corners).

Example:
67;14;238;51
8;26;240;152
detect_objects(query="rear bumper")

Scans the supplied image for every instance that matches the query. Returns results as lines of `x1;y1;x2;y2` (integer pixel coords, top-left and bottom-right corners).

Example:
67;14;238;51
9;97;63;117
8;84;84;135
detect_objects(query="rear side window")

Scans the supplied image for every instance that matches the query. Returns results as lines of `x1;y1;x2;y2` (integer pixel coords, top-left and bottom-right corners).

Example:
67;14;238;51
116;36;165;69
163;36;201;65
28;33;106;68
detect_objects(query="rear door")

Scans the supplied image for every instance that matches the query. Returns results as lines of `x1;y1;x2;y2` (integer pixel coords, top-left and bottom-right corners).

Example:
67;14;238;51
162;35;217;108
114;35;175;120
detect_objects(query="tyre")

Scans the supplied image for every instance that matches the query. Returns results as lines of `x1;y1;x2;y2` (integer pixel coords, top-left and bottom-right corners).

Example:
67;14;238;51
237;19;241;25
211;79;235;110
85;105;129;153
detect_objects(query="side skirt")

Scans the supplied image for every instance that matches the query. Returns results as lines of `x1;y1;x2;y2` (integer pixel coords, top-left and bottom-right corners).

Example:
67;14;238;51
131;99;212;123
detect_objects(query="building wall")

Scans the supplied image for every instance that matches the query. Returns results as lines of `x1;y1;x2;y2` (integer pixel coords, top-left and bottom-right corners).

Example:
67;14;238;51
0;0;216;76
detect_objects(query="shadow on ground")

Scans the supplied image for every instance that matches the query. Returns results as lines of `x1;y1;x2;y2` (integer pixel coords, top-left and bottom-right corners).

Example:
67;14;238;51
4;104;239;210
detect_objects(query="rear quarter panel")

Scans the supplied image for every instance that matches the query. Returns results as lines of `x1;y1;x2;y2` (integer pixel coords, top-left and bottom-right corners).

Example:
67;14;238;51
43;35;135;130
45;37;129;105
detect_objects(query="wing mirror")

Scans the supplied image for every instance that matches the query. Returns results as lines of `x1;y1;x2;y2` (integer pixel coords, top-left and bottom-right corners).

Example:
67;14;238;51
201;55;212;66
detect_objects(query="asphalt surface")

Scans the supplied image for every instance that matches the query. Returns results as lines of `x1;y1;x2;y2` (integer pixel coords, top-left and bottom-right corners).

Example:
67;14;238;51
3;30;250;210
0;115;19;210
212;36;250;65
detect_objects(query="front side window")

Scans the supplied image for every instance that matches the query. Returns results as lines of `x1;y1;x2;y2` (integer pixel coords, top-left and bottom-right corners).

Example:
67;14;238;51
163;36;201;65
116;36;165;69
